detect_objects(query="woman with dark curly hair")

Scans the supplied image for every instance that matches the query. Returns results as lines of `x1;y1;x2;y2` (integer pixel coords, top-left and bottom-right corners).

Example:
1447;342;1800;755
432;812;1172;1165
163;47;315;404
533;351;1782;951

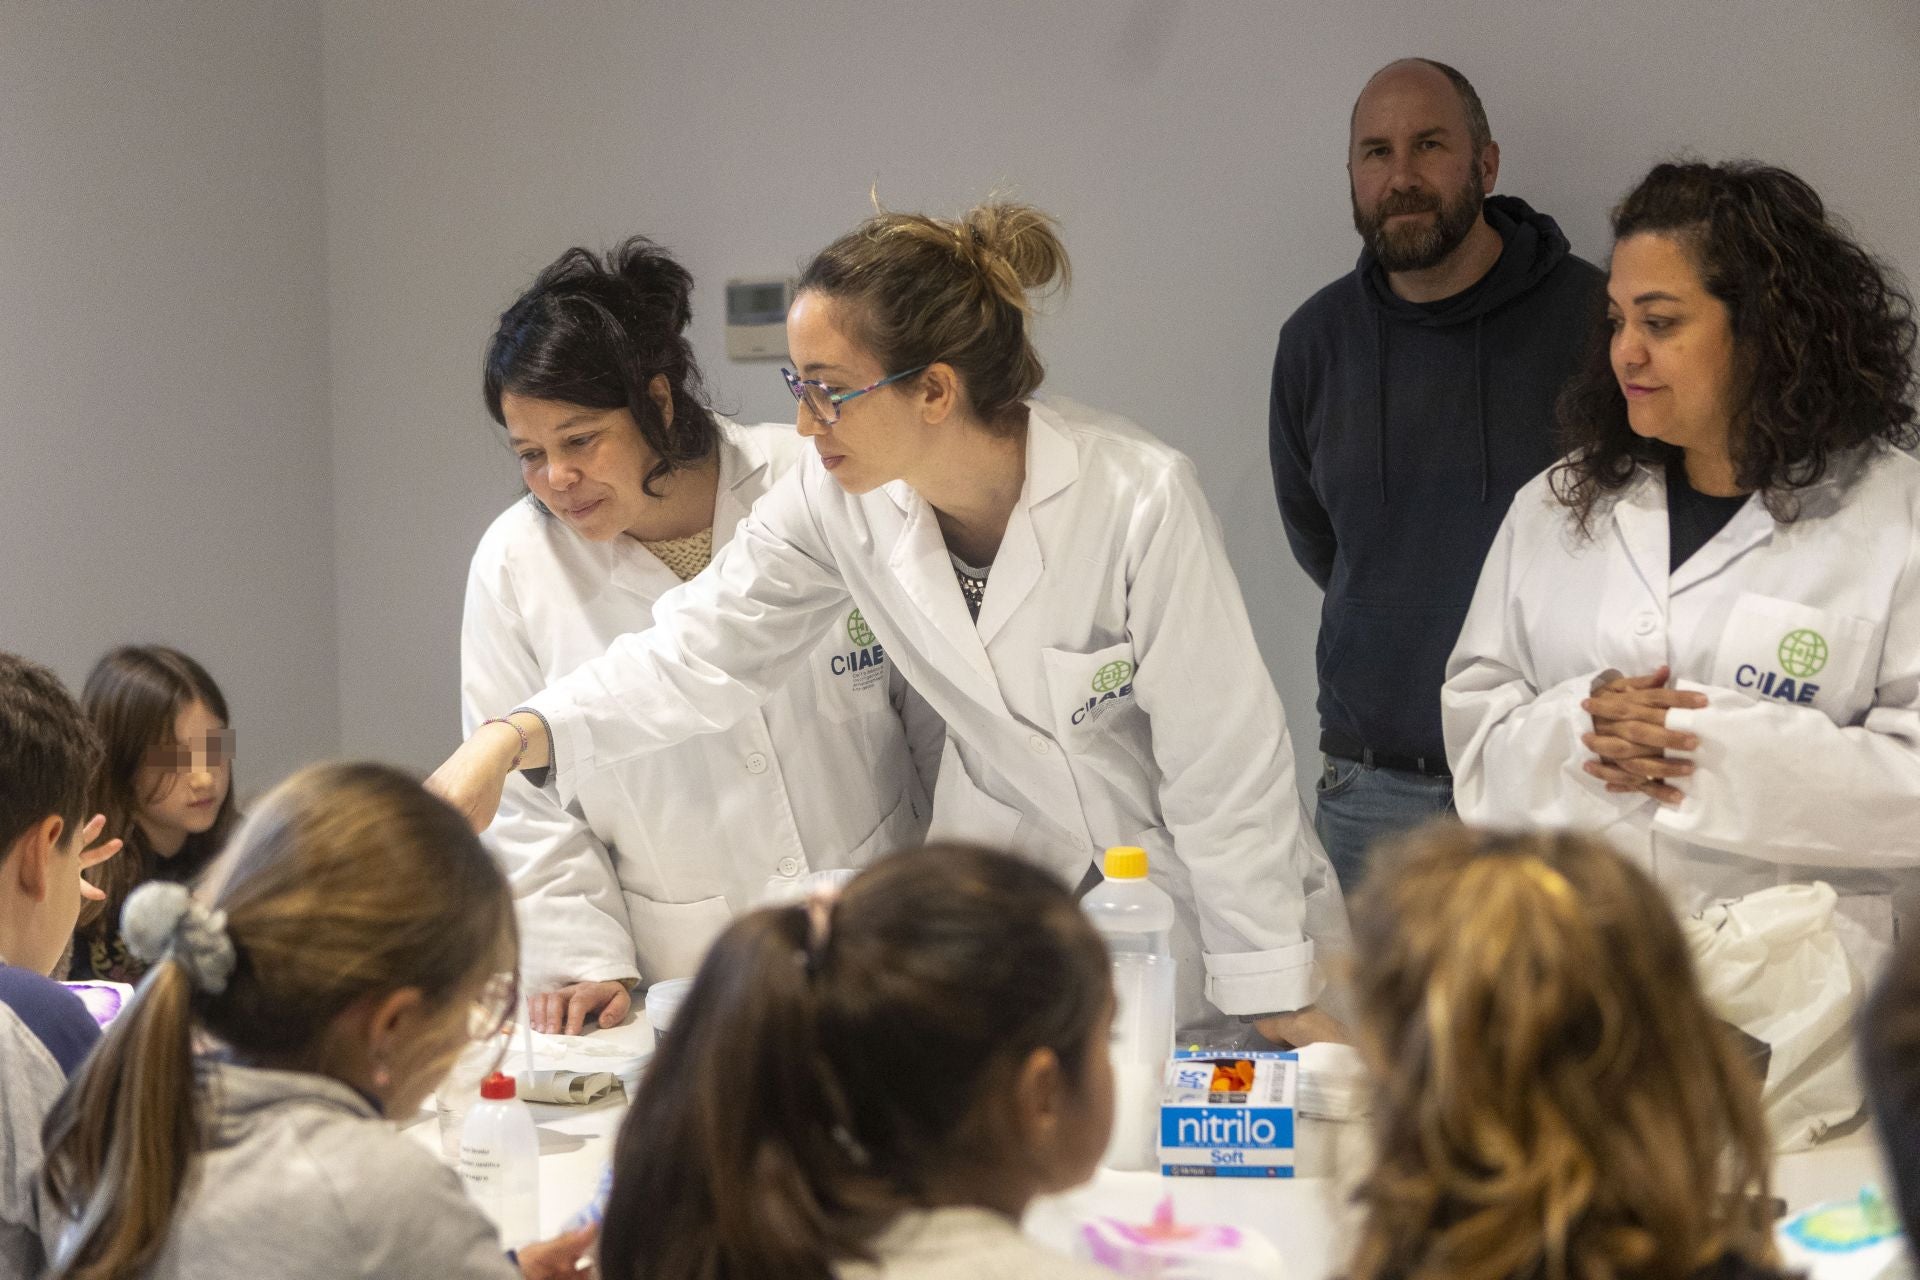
1443;160;1920;974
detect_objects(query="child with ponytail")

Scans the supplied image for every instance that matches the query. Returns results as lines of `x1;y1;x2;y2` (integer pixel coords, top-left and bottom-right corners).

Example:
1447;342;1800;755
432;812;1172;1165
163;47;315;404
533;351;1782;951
39;763;594;1280
1345;824;1782;1280
598;843;1115;1280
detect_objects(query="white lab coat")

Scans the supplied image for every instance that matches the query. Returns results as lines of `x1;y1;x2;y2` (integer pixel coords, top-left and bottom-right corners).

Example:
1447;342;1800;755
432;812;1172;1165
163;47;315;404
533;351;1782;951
521;397;1345;1027
461;420;936;992
1444;446;1920;972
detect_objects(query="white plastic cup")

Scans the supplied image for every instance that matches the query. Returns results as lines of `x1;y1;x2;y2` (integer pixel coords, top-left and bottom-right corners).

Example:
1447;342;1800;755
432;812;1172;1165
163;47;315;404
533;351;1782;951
644;977;695;1044
614;1044;655;1103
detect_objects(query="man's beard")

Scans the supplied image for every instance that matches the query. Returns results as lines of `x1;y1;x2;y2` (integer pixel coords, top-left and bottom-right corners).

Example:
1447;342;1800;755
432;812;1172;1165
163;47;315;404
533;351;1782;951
1352;170;1485;273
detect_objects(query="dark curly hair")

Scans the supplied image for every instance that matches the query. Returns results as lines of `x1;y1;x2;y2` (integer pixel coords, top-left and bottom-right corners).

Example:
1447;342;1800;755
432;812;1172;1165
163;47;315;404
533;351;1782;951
483;236;720;498
1552;160;1917;531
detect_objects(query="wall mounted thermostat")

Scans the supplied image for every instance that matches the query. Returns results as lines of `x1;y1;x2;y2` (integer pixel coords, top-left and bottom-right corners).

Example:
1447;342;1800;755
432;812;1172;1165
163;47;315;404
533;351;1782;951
724;277;795;360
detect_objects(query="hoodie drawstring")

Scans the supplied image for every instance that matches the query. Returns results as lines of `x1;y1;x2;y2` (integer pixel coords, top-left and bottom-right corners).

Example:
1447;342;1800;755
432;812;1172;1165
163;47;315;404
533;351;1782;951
1377;296;1495;507
1474;314;1490;503
1375;312;1390;506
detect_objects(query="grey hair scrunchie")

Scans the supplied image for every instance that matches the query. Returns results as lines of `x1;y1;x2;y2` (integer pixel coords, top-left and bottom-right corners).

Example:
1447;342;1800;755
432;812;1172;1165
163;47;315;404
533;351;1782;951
123;882;237;995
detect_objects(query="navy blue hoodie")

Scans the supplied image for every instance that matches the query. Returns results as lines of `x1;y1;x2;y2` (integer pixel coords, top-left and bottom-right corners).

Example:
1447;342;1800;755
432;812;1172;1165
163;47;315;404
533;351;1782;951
1269;194;1603;762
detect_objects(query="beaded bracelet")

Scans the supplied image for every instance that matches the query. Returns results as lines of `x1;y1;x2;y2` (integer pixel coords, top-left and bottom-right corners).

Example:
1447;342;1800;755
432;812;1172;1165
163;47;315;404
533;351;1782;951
482;717;529;771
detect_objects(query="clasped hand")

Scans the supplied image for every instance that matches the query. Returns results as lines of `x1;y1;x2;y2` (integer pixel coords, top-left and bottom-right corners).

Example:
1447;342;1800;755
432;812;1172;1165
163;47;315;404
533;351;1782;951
1578;665;1706;806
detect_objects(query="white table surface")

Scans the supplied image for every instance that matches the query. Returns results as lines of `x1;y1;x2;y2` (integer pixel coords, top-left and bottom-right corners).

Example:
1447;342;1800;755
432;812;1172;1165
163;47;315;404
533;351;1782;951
406;1018;1892;1277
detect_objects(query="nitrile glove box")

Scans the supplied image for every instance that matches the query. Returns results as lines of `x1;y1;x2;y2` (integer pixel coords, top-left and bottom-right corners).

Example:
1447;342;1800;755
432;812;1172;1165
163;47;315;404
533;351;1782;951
1158;1050;1297;1177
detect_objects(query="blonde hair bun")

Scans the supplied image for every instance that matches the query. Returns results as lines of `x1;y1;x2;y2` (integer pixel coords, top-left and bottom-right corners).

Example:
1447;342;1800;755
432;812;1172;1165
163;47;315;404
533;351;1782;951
958;201;1071;299
802;198;1071;426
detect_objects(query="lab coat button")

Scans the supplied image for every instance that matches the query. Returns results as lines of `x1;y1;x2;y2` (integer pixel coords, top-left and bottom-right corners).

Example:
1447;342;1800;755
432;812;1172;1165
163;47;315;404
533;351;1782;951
745;752;769;774
1633;614;1658;636
776;857;801;877
1028;734;1050;755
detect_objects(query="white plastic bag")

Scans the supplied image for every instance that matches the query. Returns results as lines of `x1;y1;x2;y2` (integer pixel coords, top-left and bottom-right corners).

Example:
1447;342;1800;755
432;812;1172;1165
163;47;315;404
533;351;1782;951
1683;881;1864;1151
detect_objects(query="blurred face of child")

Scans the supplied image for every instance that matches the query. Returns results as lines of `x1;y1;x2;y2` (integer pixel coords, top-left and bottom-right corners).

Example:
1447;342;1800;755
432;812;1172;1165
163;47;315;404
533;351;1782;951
136;700;231;851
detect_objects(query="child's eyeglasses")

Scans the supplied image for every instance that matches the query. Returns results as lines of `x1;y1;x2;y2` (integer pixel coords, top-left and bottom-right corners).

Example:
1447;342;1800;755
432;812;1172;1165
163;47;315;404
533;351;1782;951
469;970;519;1042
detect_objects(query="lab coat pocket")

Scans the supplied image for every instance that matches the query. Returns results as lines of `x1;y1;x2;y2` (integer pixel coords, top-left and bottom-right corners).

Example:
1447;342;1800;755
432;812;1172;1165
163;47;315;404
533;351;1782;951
812;606;894;724
1711;594;1879;726
1039;640;1144;746
620;891;734;984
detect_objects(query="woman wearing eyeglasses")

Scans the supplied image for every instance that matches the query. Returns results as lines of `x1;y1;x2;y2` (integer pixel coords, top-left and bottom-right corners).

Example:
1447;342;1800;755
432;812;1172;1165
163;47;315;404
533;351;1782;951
464;238;936;1036
433;203;1347;1044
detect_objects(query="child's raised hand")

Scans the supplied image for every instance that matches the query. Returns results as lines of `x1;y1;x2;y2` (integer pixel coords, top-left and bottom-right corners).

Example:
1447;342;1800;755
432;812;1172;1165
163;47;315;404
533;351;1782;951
76;814;124;902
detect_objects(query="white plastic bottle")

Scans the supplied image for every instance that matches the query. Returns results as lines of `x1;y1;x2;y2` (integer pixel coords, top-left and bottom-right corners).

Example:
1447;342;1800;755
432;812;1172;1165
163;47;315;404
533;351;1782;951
1081;845;1177;1171
459;1071;541;1250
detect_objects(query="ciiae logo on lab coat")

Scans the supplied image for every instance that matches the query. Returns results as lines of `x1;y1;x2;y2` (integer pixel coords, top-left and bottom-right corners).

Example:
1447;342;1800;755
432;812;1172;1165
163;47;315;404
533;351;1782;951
1778;629;1828;679
1073;660;1136;725
847;610;875;647
1735;627;1830;706
831;609;887;691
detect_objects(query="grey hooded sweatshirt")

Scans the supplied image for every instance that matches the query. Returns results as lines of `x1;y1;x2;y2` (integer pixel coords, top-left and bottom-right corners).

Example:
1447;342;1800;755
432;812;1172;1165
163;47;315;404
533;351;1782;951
100;1062;519;1279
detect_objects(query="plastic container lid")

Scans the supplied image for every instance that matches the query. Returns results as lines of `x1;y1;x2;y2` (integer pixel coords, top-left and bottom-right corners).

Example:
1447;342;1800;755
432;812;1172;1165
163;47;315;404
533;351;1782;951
479;1071;518;1101
1103;846;1149;879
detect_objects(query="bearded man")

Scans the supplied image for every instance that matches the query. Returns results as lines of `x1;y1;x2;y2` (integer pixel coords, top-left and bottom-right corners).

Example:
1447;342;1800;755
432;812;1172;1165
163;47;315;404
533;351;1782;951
1268;58;1604;889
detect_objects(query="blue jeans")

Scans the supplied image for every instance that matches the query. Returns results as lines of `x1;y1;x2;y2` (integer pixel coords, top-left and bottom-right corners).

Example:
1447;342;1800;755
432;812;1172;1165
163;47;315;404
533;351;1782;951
1313;756;1456;895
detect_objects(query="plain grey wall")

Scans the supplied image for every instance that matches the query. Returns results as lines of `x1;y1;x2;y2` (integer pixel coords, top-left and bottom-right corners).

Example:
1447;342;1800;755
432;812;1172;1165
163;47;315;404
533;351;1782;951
322;0;1920;787
9;2;1917;800
1;1;337;795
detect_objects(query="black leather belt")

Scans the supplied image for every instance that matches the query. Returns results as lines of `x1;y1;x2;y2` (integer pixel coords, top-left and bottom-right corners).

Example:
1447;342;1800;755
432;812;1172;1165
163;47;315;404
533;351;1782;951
1320;731;1452;779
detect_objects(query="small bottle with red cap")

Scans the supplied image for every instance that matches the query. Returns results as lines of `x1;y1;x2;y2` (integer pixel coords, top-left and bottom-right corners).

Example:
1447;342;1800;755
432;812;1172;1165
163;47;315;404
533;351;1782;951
458;1071;541;1249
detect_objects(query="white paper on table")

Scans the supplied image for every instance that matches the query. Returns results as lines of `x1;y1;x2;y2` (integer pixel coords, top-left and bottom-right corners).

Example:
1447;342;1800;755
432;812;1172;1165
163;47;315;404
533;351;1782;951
513;1027;653;1105
515;1069;619;1105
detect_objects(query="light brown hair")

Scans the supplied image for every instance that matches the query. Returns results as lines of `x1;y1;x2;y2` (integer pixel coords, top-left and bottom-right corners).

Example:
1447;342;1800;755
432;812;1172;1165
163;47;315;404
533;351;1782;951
797;200;1070;433
1346;824;1776;1280
41;762;516;1280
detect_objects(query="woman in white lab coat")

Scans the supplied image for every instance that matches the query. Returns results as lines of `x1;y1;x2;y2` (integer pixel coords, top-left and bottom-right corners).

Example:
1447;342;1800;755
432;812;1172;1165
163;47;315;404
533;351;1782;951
1444;160;1920;972
465;239;934;1034
435;203;1346;1045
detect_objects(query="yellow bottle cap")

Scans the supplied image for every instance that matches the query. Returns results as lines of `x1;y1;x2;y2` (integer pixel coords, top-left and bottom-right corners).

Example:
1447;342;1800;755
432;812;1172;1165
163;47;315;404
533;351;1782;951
1103;846;1149;879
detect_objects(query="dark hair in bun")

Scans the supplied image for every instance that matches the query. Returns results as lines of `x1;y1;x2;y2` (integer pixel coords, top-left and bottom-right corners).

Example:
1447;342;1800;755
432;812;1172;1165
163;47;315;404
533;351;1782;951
484;236;721;496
